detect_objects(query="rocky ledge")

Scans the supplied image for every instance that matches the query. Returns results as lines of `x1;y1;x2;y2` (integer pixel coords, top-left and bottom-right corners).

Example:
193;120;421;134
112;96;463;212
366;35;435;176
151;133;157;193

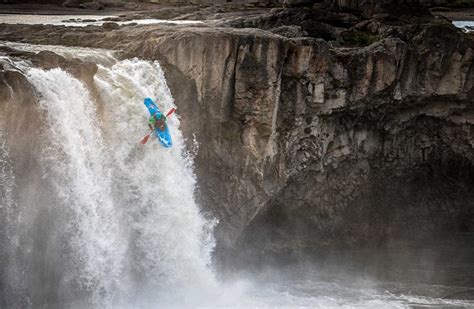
1;1;473;271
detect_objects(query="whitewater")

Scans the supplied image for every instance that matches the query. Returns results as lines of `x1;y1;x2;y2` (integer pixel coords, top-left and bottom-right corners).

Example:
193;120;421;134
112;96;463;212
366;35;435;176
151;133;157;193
1;43;473;308
1;49;217;308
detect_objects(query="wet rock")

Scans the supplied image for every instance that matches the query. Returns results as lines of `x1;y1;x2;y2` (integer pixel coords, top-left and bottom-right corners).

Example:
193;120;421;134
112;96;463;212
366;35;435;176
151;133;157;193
32;51;98;85
0;69;34;106
0;48;98;88
102;22;119;30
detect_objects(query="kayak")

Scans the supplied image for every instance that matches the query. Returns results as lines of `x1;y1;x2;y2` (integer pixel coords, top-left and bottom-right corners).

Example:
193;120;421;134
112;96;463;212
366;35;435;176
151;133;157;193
144;97;172;148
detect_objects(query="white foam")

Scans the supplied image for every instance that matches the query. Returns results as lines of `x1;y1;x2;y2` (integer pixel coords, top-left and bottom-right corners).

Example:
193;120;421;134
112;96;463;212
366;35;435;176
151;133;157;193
453;20;474;32
27;68;128;306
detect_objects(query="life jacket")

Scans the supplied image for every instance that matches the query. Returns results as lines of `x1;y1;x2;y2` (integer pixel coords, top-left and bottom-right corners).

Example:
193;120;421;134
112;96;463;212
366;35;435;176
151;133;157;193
149;114;166;131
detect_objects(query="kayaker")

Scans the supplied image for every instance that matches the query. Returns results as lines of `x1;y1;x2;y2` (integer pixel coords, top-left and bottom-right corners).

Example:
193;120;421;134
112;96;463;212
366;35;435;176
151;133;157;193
148;112;167;131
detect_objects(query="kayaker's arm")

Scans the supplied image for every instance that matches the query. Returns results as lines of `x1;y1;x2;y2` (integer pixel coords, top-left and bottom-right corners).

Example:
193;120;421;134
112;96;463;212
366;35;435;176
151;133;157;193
148;116;155;131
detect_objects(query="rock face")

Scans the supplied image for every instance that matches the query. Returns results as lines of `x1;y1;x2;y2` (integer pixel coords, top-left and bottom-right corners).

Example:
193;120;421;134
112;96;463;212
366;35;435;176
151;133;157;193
129;14;473;267
0;3;473;268
138;22;474;265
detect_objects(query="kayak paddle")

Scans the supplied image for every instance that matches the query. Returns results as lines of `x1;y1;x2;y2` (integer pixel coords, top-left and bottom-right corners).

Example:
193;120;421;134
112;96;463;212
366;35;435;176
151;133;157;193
165;107;176;118
140;107;177;145
140;131;153;144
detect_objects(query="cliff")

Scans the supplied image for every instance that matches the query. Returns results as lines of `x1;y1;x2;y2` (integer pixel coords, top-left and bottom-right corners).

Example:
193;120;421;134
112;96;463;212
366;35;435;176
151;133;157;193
136;17;474;266
1;3;473;267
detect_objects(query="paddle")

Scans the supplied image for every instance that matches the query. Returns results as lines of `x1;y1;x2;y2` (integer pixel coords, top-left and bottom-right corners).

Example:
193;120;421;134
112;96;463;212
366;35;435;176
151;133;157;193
140;131;153;145
140;108;176;145
165;108;176;118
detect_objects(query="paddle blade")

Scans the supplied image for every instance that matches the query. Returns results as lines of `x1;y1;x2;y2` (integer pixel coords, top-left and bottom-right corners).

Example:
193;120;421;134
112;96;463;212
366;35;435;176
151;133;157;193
140;133;151;144
166;108;176;118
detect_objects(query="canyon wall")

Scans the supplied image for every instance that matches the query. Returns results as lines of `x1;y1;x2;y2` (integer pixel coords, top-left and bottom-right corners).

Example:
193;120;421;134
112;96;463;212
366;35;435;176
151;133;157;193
0;2;473;266
138;21;474;264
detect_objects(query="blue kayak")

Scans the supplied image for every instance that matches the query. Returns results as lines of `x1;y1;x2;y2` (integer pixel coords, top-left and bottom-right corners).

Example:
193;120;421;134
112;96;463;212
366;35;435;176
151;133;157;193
144;97;172;148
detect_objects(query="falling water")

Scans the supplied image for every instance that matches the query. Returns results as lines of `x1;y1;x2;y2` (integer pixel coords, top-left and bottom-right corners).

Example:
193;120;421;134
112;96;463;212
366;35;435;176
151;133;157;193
93;58;218;307
0;130;23;307
1;52;216;308
27;68;129;307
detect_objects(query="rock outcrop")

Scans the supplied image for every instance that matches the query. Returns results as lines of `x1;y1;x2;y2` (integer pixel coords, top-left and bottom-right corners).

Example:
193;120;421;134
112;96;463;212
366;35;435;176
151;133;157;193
0;3;473;268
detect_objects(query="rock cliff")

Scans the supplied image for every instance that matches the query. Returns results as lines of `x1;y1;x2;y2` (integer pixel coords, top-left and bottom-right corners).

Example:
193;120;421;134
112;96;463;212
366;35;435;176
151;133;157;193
1;3;473;268
140;19;474;266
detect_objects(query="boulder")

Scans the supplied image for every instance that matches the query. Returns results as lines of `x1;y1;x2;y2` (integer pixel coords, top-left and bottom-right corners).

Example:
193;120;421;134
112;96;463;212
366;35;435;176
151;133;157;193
102;22;120;30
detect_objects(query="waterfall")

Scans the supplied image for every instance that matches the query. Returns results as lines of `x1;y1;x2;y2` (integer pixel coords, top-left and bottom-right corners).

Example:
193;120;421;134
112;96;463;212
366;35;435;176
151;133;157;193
27;68;127;307
1;54;216;308
93;58;218;306
0;130;25;308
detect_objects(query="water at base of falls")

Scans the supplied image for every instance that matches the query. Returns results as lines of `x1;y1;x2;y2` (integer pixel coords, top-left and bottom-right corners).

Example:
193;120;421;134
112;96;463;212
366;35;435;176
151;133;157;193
1;44;474;309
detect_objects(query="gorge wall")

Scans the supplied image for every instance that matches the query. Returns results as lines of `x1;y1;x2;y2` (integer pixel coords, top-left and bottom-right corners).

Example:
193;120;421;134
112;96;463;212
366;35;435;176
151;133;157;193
142;20;474;267
1;2;473;269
